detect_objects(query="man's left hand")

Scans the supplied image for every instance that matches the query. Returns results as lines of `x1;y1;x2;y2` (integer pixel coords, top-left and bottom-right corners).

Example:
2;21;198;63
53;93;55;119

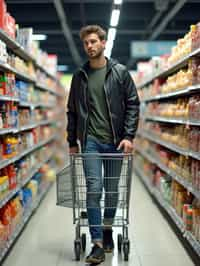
117;139;134;153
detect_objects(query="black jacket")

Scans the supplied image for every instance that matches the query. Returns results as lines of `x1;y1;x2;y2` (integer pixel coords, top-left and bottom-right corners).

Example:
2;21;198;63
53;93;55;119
67;58;140;148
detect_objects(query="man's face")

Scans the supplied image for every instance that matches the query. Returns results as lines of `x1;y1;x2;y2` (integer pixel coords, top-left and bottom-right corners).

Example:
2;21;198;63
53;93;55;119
83;33;106;59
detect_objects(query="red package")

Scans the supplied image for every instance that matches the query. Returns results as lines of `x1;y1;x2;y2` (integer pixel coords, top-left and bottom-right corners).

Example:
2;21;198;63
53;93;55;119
0;0;7;31
5;13;15;39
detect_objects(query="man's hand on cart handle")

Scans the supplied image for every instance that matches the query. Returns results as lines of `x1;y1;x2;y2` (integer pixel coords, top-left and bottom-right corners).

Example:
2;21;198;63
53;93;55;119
117;139;134;154
69;146;79;154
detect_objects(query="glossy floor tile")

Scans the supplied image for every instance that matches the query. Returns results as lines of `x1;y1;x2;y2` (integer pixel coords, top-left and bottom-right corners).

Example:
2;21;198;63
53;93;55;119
2;174;195;266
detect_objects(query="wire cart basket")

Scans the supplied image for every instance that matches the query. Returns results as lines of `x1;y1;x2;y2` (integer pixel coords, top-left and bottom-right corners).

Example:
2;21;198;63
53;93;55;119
56;153;133;261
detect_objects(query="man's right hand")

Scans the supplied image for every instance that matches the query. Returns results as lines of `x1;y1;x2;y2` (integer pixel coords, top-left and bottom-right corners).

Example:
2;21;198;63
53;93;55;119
69;146;79;154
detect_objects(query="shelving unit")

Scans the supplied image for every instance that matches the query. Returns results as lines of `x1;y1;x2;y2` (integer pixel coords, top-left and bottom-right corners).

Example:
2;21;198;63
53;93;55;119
144;115;200;126
141;85;200;103
135;32;200;258
0;25;65;263
0;154;53;209
135;146;200;200
137;47;200;90
0;182;52;262
134;165;200;257
0;135;55;170
137;130;200;160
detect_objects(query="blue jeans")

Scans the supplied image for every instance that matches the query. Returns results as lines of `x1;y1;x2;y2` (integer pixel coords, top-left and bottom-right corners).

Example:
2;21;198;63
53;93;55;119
83;136;122;243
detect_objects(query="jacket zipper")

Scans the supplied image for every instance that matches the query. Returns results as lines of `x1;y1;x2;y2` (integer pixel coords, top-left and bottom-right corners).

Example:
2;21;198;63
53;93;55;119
104;83;117;145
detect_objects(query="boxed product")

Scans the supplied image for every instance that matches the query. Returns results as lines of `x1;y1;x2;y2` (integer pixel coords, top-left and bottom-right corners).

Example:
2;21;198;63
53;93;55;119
16;28;33;54
0;40;7;63
191;22;200;51
5;13;15;40
0;0;7;32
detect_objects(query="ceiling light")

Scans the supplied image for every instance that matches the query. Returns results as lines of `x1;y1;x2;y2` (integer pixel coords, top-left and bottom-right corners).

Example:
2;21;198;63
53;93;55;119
114;0;123;4
104;40;114;58
107;28;117;42
110;9;120;27
32;34;47;41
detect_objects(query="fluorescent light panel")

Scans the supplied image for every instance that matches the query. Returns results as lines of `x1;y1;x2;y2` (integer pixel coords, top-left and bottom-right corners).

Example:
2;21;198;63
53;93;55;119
114;0;123;4
107;28;116;42
32;34;47;41
110;9;120;27
104;40;114;58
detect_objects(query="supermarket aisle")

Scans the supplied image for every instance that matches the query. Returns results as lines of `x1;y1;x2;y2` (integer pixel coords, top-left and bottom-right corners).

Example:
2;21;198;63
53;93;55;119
2;174;194;266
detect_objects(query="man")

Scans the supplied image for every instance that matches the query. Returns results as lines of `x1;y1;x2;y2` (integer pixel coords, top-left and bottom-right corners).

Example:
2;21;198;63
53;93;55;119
67;25;140;264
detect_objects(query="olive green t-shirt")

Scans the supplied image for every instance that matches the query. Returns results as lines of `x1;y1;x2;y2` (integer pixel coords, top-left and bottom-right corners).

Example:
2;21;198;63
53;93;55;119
87;65;113;143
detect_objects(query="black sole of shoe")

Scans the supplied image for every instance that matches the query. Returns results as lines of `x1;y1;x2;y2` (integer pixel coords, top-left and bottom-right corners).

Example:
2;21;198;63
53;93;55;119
85;256;105;264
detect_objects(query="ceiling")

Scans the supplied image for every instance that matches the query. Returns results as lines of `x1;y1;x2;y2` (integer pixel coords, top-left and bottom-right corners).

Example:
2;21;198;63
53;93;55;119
6;0;200;73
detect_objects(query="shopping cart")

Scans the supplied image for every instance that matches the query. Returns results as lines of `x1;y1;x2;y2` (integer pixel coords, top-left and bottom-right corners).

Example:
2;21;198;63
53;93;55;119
56;153;133;261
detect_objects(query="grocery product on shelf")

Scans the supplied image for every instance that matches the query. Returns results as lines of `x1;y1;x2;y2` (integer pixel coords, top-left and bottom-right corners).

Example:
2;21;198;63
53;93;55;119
134;153;200;242
0;40;7;64
138;57;200;101
0;1;16;40
134;20;200;255
0;0;66;261
0;72;16;96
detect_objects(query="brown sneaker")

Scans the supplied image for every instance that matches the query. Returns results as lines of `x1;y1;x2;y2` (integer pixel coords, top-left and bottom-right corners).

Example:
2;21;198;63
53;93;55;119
85;244;105;264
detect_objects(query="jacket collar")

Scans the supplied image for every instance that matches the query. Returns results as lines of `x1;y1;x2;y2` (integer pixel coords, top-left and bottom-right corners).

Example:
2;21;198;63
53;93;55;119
80;57;118;76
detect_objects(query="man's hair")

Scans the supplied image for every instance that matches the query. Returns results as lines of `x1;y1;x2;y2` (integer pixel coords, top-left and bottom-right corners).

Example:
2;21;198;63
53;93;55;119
79;25;107;41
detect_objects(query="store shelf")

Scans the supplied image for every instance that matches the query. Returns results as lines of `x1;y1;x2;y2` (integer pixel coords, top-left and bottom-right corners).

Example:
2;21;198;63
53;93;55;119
0;29;59;83
184;231;200;257
0;135;55;170
0;95;19;102
0;154;53;209
0;187;20;210
35;62;57;81
35;83;61;97
38;119;54;126
134;165;185;232
137;47;200;90
38;103;55;108
154;189;185;233
141;84;200;102
137;130;200;160
20;155;53;187
18;101;36;108
0;128;15;135
144;115;200;126
134;165;200;256
18;102;55;109
13;123;37;133
0;120;54;134
0;30;64;91
0;182;52;262
0;62;36;83
14;120;54;133
2;64;36;83
17;136;55;160
0;29;35;63
135;147;200;200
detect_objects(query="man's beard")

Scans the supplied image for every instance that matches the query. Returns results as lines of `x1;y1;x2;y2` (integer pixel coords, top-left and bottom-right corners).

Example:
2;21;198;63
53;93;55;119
88;48;104;59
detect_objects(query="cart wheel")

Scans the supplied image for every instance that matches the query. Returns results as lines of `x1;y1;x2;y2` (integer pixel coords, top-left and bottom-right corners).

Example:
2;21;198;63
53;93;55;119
81;233;86;252
123;240;130;261
74;240;81;261
117;234;123;253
